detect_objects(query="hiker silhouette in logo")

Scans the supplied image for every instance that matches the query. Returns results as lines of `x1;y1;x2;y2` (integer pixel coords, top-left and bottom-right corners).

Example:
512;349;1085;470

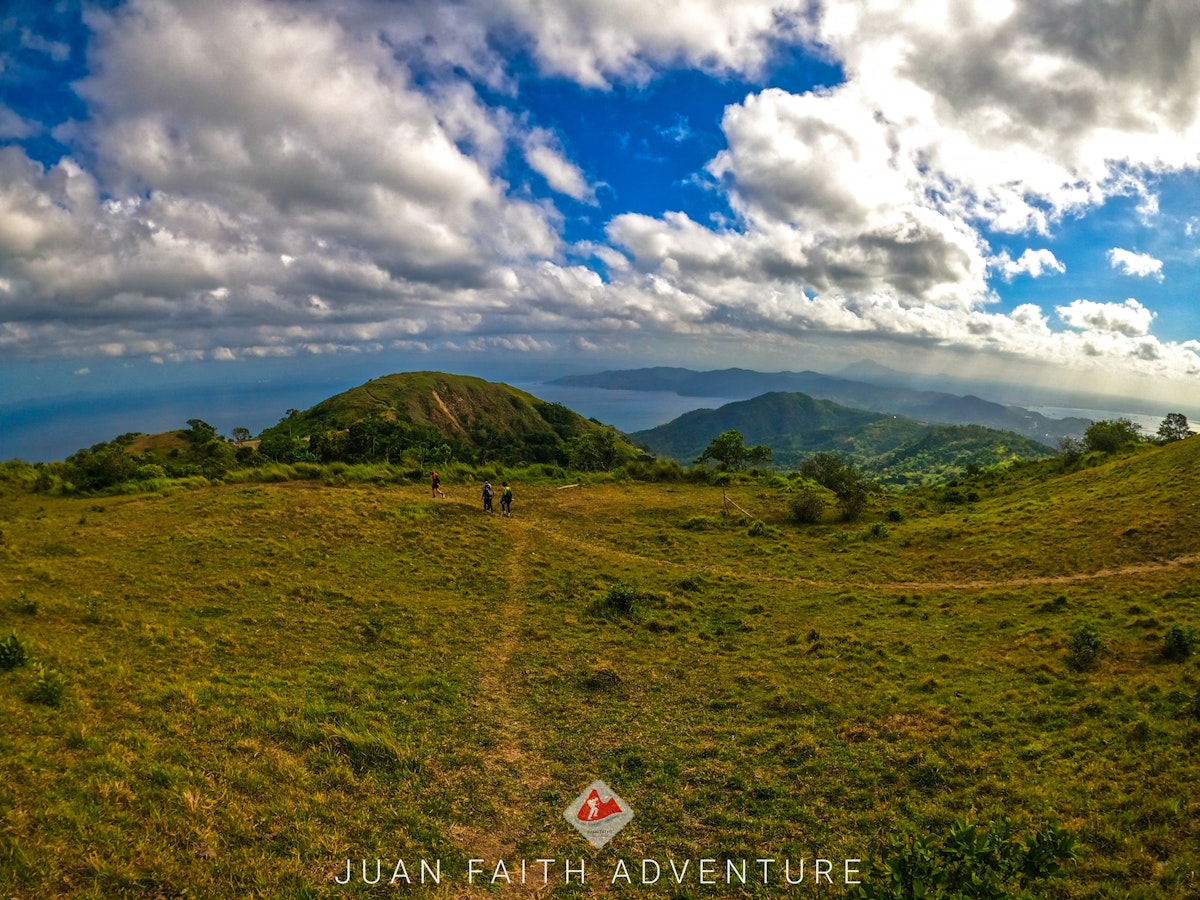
578;788;621;821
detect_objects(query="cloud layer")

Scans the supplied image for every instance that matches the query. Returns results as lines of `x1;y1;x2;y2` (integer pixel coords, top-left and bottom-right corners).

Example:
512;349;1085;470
3;0;1200;386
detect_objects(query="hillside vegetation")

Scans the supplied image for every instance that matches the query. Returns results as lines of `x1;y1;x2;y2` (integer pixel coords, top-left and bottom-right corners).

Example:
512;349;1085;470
1;434;1198;897
633;391;1054;485
255;372;639;469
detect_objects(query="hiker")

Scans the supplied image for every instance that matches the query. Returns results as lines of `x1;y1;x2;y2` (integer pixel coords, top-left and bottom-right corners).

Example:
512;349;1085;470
431;471;444;498
500;481;513;517
482;480;494;513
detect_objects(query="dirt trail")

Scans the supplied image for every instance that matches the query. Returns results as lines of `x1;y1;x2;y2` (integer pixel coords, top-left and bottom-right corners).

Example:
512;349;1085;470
450;509;555;899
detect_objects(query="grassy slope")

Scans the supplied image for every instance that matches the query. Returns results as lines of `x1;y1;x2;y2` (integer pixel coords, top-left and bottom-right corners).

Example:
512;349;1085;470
1;440;1199;897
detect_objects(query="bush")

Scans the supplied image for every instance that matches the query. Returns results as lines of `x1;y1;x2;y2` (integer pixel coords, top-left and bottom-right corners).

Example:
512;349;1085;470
28;663;65;707
1084;418;1142;454
788;489;826;524
1066;624;1103;672
12;591;38;615
1182;692;1200;721
620;459;684;482
868;522;889;539
588;583;638;618
885;508;904;522
1162;624;1197;661
853;819;1076;899
0;631;28;670
748;519;766;536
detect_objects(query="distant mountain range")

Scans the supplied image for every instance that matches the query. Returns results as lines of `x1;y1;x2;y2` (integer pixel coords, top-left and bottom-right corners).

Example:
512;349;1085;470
552;366;1091;445
630;391;1055;487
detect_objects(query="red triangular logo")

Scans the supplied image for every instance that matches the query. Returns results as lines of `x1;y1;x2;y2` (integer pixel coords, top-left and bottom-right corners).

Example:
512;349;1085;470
576;788;623;822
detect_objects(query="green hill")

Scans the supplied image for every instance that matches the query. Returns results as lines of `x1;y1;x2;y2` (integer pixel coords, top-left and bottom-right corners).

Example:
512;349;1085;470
631;391;1054;484
255;371;637;469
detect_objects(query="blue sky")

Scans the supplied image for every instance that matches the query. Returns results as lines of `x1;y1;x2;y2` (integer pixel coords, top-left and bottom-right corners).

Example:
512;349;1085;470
3;0;1200;458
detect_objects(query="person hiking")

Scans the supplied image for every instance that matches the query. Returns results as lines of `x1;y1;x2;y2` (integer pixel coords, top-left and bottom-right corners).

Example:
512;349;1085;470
482;480;494;513
431;471;444;498
500;481;513;517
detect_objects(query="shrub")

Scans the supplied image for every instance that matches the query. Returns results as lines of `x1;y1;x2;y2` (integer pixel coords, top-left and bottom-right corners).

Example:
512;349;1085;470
1162;624;1198;661
12;591;38;615
1066;624;1103;672
620;459;684;482
0;631;28;670
853;819;1076;900
83;596;105;624
359;618;385;644
868;522;889;539
748;519;766;536
885;508;904;522
1084;418;1142;453
1182;692;1200;721
788;489;826;524
28;663;65;707
588;583;638;618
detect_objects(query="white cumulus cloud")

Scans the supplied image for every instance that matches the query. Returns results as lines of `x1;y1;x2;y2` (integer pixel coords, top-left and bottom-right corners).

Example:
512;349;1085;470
1057;298;1156;336
1107;248;1164;280
993;249;1065;281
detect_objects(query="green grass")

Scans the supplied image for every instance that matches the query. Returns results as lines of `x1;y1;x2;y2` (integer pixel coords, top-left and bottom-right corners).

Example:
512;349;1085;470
1;442;1199;897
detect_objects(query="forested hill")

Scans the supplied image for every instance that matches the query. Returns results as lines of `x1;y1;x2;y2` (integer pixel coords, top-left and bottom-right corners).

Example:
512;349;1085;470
254;371;637;468
555;366;1089;445
631;391;1055;486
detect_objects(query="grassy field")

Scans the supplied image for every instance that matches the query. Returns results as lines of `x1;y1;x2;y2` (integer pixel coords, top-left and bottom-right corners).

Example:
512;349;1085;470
1;442;1199;897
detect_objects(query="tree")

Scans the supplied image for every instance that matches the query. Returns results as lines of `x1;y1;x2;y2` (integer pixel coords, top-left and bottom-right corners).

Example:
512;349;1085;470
1083;418;1142;454
185;418;218;445
231;427;251;446
1157;412;1191;443
798;452;873;520
1056;435;1085;465
66;444;138;490
568;430;618;471
695;430;771;471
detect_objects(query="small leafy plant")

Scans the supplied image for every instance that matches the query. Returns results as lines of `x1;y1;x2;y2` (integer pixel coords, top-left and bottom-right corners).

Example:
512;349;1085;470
1066;624;1103;672
588;583;638;618
1162;624;1197;661
28;663;65;707
12;591;38;616
854;819;1076;899
0;631;28;670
